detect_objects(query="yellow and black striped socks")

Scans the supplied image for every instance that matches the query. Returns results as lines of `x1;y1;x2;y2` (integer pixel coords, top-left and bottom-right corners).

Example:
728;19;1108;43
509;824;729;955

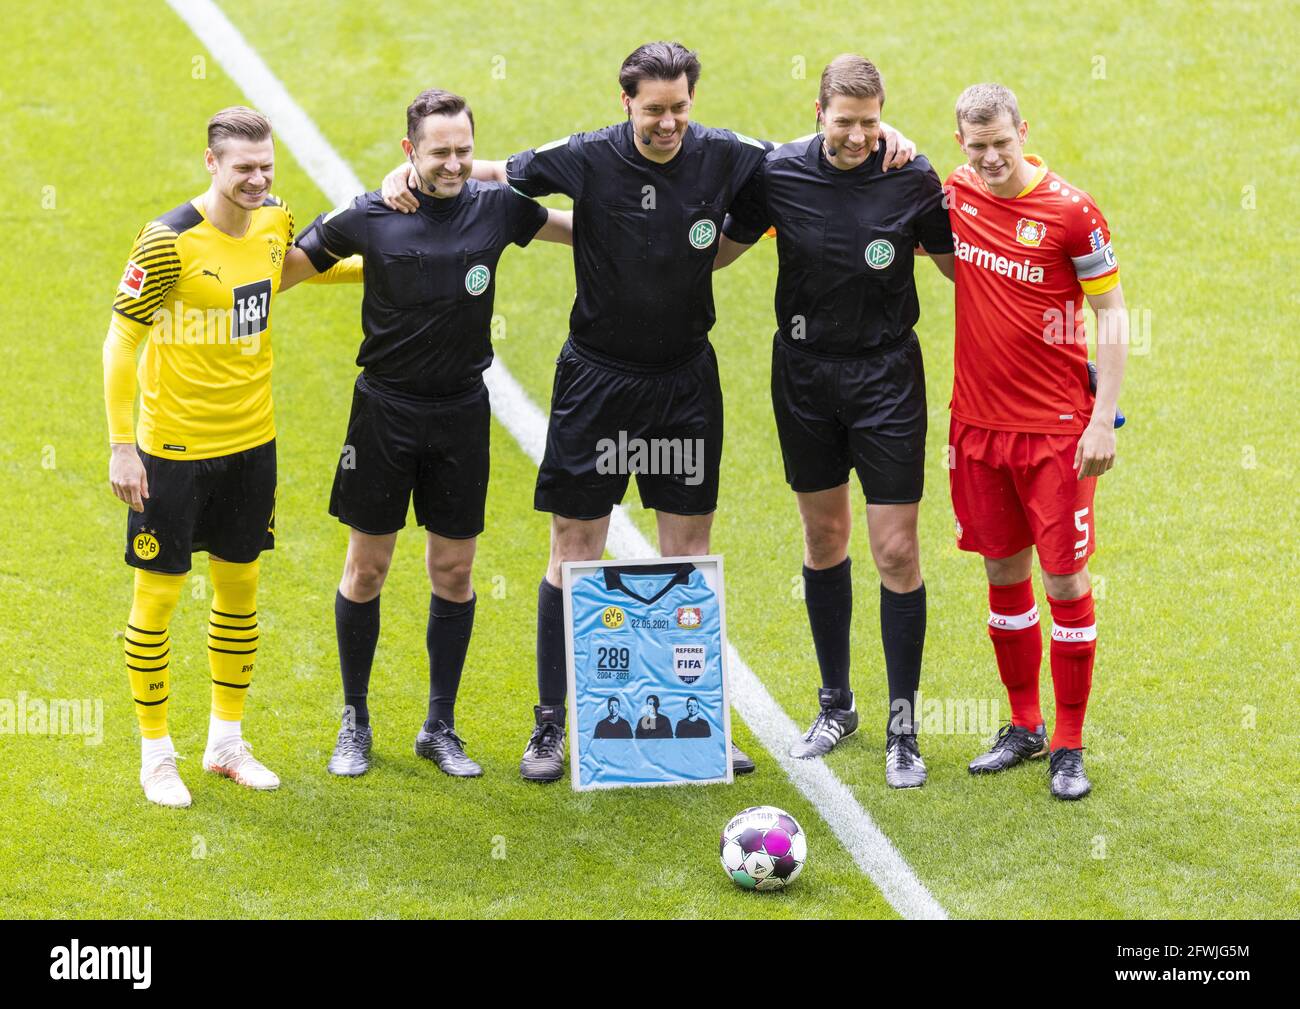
207;558;260;726
125;569;184;741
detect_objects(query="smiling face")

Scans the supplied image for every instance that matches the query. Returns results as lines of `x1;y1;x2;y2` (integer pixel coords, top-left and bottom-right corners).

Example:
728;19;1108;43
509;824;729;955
623;74;692;161
607;698;620;719
817;92;882;170
956;111;1030;195
402;110;474;199
206;137;275;213
686;698;699;718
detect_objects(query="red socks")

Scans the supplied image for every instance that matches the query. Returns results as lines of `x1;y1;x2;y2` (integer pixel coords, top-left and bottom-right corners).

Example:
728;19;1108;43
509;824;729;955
987;579;1044;730
1047;591;1096;750
987;581;1097;749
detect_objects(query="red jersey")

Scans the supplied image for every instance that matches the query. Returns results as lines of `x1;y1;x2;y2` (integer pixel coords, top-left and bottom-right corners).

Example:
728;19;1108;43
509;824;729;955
946;156;1119;434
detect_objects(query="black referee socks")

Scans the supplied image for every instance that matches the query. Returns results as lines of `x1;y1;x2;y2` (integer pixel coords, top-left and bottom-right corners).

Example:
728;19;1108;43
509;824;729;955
881;582;926;734
425;593;476;732
536;579;567;707
803;557;853;699
335;590;380;728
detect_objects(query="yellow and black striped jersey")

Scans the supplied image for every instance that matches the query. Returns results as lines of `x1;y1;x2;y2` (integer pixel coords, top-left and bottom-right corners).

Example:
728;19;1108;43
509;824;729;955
105;194;294;460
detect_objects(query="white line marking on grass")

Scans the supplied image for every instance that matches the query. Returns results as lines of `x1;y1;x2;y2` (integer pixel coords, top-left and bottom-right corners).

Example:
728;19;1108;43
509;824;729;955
167;0;948;920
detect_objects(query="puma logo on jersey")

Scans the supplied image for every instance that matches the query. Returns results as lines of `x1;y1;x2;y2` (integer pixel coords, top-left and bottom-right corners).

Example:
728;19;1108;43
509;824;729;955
203;266;223;283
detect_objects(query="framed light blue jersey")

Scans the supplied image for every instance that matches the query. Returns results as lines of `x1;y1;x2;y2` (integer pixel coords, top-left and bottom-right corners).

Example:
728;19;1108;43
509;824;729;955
563;557;733;790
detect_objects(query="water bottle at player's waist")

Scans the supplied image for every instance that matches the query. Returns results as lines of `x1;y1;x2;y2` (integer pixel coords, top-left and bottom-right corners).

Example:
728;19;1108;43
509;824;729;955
1087;361;1126;429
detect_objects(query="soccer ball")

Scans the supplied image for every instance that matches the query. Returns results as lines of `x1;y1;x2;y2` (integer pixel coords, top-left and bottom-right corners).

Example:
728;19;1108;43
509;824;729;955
720;805;807;890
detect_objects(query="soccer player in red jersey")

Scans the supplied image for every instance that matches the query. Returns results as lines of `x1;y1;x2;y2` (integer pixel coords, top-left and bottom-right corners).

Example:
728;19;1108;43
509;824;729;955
943;84;1129;799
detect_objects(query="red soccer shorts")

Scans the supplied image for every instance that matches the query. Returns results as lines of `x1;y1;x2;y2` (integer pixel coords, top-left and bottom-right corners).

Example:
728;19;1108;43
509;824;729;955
949;418;1097;575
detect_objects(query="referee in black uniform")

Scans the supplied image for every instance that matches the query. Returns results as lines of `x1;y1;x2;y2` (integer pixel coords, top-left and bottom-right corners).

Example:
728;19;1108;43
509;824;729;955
294;89;572;779
500;42;764;782
719;56;954;789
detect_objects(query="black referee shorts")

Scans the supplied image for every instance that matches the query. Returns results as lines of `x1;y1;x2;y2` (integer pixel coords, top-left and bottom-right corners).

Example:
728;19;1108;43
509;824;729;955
534;339;724;520
771;333;927;504
329;374;490;538
125;439;277;574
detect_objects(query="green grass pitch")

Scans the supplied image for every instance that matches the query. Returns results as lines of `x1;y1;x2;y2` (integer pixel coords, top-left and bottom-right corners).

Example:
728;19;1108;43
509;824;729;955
1;0;1295;918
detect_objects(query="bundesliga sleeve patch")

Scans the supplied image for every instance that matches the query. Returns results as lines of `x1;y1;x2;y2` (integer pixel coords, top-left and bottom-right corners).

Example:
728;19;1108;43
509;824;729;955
118;261;147;298
729;129;767;150
323;201;352;224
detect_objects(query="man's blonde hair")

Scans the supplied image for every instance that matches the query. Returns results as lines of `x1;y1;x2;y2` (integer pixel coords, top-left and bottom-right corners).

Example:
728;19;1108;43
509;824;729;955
955;83;1021;133
819;54;885;111
207;106;272;153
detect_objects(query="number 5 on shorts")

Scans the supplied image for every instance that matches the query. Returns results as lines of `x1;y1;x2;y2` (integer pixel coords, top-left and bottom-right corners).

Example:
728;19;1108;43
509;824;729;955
1073;507;1091;551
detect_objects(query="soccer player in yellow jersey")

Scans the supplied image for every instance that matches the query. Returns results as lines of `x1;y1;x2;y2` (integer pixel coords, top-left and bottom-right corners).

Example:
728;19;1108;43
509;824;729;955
104;106;357;808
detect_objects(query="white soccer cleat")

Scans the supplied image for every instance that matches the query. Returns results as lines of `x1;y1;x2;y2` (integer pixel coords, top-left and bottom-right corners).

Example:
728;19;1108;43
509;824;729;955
203;738;280;790
140;754;193;808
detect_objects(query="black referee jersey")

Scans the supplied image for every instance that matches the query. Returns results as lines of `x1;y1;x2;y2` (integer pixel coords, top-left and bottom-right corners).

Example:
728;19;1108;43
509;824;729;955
724;135;953;357
297;180;547;397
506;120;771;366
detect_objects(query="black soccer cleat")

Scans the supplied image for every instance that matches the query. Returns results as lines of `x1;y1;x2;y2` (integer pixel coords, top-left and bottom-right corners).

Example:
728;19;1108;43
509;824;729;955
327;719;373;777
415;721;483;778
968;722;1049;774
789;687;858;759
885;731;927;789
730;741;756;776
1049;747;1092;800
520;704;566;782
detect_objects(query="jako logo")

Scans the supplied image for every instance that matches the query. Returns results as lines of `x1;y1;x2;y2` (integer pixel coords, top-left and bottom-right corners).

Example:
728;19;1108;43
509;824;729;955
595;431;704;486
50;940;151;989
1052;624;1097;643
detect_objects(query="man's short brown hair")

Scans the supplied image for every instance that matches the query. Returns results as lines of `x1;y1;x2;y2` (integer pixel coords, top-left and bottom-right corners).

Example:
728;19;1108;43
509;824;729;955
955;83;1021;133
406;88;475;144
818;54;885;111
207;106;272;153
